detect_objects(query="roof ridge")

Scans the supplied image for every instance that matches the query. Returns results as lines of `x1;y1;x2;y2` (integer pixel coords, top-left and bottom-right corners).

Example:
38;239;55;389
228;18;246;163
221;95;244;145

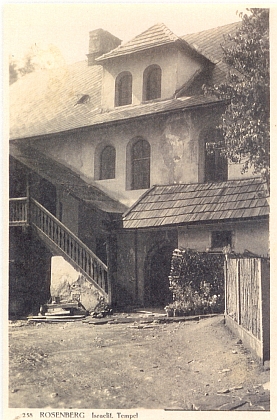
182;21;240;39
152;177;264;189
96;22;179;62
157;22;179;42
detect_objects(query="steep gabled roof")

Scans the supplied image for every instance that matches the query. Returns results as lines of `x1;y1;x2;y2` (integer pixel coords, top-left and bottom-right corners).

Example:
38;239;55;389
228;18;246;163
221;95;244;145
96;23;179;62
9;22;239;141
123;178;269;229
182;22;240;85
96;23;213;63
9;61;103;140
182;22;239;63
10;87;224;140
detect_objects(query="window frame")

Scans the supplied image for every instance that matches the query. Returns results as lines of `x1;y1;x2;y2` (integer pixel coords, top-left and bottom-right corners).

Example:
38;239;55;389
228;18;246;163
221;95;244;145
129;137;151;190
211;230;232;250
143;65;162;102
115;71;133;107
99;145;116;180
204;129;228;183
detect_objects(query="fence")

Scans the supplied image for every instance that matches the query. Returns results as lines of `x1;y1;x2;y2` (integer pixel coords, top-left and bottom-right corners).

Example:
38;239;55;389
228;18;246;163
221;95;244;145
225;256;270;362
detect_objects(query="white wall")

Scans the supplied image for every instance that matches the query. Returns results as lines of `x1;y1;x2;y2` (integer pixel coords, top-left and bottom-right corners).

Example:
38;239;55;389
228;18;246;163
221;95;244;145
101;44;201;109
178;219;269;257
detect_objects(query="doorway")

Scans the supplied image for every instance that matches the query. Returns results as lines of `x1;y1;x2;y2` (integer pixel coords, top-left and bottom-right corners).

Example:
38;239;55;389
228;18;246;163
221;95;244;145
145;244;174;307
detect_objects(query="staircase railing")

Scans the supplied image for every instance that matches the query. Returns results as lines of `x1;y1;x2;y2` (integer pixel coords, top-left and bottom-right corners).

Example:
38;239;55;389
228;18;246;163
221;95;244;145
23;198;108;301
9;197;28;226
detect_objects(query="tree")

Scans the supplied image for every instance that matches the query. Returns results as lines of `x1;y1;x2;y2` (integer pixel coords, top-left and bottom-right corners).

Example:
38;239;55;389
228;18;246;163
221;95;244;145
9;57;18;85
204;8;270;185
9;52;36;85
9;44;66;85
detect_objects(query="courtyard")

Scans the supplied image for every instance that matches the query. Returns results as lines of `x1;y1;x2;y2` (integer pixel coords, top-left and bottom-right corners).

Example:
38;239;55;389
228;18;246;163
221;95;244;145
9;314;269;411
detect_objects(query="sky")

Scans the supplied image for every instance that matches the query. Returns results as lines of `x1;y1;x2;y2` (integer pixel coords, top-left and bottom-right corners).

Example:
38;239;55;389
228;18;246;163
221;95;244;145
4;3;246;66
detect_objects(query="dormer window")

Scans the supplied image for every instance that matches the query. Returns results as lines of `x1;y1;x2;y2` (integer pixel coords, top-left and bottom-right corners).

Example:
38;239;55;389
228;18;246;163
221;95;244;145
143;65;161;101
115;72;132;107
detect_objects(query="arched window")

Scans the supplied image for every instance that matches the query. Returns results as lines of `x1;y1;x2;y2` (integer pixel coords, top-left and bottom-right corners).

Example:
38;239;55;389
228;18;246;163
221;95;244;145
100;146;116;180
131;138;150;190
143;65;161;101
204;129;228;182
115;72;132;107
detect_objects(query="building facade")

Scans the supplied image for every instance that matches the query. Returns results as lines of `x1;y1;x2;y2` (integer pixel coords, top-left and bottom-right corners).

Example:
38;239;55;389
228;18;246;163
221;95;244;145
9;23;269;314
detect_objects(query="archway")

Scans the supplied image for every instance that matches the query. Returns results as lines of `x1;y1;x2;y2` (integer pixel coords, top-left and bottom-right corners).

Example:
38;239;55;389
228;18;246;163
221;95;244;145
145;244;174;307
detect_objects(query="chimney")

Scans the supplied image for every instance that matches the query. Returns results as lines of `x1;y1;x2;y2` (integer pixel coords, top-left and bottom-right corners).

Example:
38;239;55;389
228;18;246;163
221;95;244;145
87;29;121;65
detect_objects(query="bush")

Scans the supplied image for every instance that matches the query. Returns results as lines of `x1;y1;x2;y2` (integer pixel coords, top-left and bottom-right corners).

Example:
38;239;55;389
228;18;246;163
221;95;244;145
165;249;225;316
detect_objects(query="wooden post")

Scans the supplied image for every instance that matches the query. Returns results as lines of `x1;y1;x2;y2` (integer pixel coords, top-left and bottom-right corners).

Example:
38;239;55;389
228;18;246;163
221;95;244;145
224;256;228;319
260;258;270;362
237;258;241;325
135;229;138;301
26;174;31;225
106;234;113;305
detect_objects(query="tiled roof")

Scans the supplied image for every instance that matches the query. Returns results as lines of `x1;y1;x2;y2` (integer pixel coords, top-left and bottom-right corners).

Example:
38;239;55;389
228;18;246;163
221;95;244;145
10;143;127;214
123;178;269;229
9;22;238;141
96;23;180;62
182;22;240;85
10;76;223;140
9;61;103;140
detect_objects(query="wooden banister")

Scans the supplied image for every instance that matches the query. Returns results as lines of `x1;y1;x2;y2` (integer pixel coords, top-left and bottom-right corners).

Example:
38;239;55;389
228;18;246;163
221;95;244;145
9;197;109;300
9;197;28;226
30;198;108;298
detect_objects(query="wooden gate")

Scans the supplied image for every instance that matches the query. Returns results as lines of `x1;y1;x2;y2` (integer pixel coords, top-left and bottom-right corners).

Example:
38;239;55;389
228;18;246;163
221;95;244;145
225;256;270;362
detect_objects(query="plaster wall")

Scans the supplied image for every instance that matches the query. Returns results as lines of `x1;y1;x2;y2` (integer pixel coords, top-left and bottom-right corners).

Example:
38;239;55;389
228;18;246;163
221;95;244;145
228;162;261;180
34;108;222;208
59;191;79;235
50;256;104;311
33;105;251;211
116;228;177;306
115;230;137;307
176;49;203;90
100;45;201;109
178;219;269;257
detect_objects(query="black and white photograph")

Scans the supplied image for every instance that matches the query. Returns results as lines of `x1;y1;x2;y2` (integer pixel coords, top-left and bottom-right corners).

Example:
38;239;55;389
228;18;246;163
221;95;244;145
4;3;273;418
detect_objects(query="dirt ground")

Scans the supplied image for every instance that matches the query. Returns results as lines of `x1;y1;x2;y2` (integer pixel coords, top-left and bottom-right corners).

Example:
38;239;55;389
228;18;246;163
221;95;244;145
9;314;270;410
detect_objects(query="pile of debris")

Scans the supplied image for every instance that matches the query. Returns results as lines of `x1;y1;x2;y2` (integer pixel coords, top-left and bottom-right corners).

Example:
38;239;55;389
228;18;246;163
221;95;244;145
28;296;113;323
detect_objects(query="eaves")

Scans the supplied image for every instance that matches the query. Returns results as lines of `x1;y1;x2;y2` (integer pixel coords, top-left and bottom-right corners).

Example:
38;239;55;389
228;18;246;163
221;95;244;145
10;98;228;143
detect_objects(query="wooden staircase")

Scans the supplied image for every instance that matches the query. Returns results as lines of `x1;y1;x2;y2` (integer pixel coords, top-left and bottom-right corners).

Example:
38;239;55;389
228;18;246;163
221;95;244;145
9;197;110;302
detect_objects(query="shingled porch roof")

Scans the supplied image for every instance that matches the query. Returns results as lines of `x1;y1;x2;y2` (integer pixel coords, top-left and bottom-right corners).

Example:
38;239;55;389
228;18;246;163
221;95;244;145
123;178;269;229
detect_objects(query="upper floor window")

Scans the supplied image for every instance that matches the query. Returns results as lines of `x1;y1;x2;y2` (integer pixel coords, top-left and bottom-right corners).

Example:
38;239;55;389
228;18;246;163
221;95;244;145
204;129;228;182
115;72;132;107
131;138;150;190
100;145;116;180
143;65;161;101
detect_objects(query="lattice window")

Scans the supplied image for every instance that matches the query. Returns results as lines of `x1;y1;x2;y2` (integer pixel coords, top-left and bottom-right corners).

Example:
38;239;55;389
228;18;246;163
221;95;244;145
143;65;161;101
131;139;150;190
100;146;116;180
115;72;132;107
204;129;228;182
